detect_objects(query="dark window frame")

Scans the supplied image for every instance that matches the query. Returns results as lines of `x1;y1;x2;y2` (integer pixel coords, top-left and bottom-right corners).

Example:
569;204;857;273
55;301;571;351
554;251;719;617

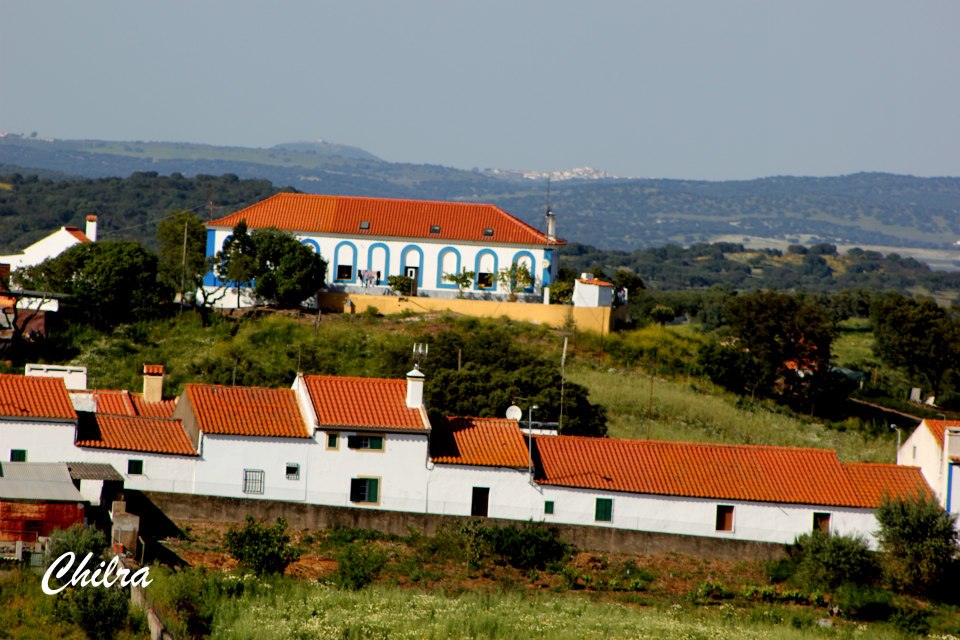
716;505;735;532
127;459;144;475
347;434;385;451
286;463;300;481
242;469;265;495
349;477;380;504
595;497;613;522
544;500;555;515
10;449;26;462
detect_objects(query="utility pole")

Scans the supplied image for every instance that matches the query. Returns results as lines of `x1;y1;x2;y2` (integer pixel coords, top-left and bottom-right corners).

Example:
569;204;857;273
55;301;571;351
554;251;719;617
179;219;188;317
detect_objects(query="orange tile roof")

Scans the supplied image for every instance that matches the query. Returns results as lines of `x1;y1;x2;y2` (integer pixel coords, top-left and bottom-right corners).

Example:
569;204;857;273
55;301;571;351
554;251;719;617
186;384;309;438
0;374;77;421
842;463;933;505
578;278;615;287
533;436;924;508
143;364;165;376
302;375;427;432
206;193;562;246
431;417;529;467
82;389;177;419
922;420;960;462
62;226;91;243
75;414;196;456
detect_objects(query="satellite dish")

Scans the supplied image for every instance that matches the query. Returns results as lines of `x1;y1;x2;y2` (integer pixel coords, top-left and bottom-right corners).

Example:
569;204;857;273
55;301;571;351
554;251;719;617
505;405;522;421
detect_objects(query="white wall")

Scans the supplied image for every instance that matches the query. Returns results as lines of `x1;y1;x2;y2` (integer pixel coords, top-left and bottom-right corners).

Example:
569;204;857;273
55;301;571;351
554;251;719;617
73;448;196;494
205;228;556;304
0;228;84;271
426;464;543;520
899;422;946;506
538;485;882;547
1;419;77;462
194;434;312;502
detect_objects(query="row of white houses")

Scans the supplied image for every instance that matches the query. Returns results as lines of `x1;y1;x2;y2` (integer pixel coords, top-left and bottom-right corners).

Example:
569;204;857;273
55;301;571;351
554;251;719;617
0;368;939;548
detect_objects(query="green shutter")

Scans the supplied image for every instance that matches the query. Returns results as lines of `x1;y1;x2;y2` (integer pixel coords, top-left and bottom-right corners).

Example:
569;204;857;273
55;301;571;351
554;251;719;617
10;449;26;462
327;433;338;448
367;478;379;503
370;436;384;450
544;501;555;515
595;498;612;522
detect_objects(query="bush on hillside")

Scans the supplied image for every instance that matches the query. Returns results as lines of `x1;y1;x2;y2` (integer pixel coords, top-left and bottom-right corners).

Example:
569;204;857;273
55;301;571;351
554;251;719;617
788;531;879;591
224;516;301;576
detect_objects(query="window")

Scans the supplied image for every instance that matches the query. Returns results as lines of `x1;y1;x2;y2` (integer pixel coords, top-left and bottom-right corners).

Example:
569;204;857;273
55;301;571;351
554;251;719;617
595;498;613;522
127;459;143;475
544;501;555;515
286;463;300;481
336;264;353;281
813;512;831;533
716;505;735;532
242;469;265;495
476;272;494;289
350;477;380;504
326;432;339;450
10;449;26;462
483;227;494;237
429;224;441;234
347;434;384;451
359;220;370;230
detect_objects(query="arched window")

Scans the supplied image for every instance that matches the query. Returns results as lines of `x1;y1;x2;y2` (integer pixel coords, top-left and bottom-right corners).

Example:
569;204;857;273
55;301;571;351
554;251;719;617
474;249;499;291
511;250;536;292
334;241;358;282
436;247;462;288
367;243;390;285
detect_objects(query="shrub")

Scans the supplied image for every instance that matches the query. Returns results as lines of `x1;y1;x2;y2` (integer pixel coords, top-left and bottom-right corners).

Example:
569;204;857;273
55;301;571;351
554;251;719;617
788;531;879;591
55;581;130;640
875;494;960;598
332;542;387;590
47;524;107;563
484;522;570;570
833;584;893;622
223;516;301;576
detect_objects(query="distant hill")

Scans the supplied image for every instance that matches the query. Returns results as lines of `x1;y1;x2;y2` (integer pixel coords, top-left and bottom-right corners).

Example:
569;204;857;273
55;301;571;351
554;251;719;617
1;134;959;252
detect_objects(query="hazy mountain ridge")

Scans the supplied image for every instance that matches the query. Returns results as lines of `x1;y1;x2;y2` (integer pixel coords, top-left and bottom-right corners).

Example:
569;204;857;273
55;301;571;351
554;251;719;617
1;134;958;252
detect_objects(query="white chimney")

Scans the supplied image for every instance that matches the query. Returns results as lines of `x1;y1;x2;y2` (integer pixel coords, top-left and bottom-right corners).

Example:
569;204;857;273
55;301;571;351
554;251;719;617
545;208;556;241
405;365;425;408
85;215;98;242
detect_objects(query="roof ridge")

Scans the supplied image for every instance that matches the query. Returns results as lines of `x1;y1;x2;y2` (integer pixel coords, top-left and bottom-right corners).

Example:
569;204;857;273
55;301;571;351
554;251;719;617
536;434;841;455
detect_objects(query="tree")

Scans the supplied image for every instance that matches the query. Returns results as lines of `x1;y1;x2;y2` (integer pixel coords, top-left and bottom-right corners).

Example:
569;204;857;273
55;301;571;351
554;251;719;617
214;221;258;307
15;240;166;328
157;209;211;308
249;228;327;308
497;262;533;301
442;268;475;298
871;294;960;398
788;531;879;591
224;516;301;576
874;494;959;599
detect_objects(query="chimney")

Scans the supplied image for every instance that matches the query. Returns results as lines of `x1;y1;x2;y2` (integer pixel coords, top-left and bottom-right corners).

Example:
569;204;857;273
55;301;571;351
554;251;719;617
85;215;97;242
405;365;425;408
143;364;165;403
545;208;556;242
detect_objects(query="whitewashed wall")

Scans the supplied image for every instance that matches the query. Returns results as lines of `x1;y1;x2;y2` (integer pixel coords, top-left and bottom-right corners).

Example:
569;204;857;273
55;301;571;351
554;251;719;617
899;423;945;506
0;228;84;271
1;420;77;461
425;464;543;520
194;434;312;502
73;448;197;495
538;485;883;547
204;228;557;304
305;431;431;513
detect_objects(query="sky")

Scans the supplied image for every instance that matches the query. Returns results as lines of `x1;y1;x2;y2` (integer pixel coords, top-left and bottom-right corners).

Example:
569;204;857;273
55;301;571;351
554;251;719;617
1;1;958;181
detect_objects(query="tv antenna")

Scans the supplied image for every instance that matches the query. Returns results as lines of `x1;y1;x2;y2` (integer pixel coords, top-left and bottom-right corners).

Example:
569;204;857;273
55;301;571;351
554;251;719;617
412;342;429;368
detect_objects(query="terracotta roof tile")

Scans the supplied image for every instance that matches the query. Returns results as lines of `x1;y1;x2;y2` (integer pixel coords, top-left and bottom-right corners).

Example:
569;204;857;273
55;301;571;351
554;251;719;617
74;389;177;419
0;374;77;421
922;420;960;461
302;375;427;431
534;436;926;509
842;462;934;505
62;226;91;243
578;278;615;287
431;417;529;467
207;193;562;246
186;384;309;438
75;414;196;456
143;364;165;376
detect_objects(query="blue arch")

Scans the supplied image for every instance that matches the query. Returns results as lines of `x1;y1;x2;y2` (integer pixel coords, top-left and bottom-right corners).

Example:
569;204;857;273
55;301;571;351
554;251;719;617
511;250;537;292
367;242;391;284
474;249;499;291
333;240;358;283
300;238;321;254
400;245;424;287
542;249;554;287
436;246;462;289
203;229;221;286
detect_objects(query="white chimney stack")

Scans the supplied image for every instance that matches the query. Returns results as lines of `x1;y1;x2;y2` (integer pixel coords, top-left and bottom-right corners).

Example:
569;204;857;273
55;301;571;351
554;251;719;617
545;208;556;242
405;365;425;408
85;215;98;242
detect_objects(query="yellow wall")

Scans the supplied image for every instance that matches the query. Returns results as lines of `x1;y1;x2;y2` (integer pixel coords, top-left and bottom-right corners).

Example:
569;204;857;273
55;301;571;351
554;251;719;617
317;293;614;335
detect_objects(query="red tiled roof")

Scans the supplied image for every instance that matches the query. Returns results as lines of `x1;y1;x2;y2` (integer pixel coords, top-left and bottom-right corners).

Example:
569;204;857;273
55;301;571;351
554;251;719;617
302;375;427;432
0;374;77;421
75;414;196;456
431;417;529;467
206;193;562;246
82;389;176;419
842;462;934;505
62;226;91;243
143;364;165;376
578;278;614;287
922;420;960;461
533;436;924;509
186;384;309;438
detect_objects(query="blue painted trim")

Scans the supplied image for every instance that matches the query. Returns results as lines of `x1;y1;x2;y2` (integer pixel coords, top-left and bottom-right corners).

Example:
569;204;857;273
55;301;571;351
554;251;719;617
366;242;391;284
333;240;358;283
542;249;553;286
301;238;321;254
204;229;221;286
474;249;499;291
512;250;536;292
400;245;424;287
948;462;956;513
436;246;462;289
